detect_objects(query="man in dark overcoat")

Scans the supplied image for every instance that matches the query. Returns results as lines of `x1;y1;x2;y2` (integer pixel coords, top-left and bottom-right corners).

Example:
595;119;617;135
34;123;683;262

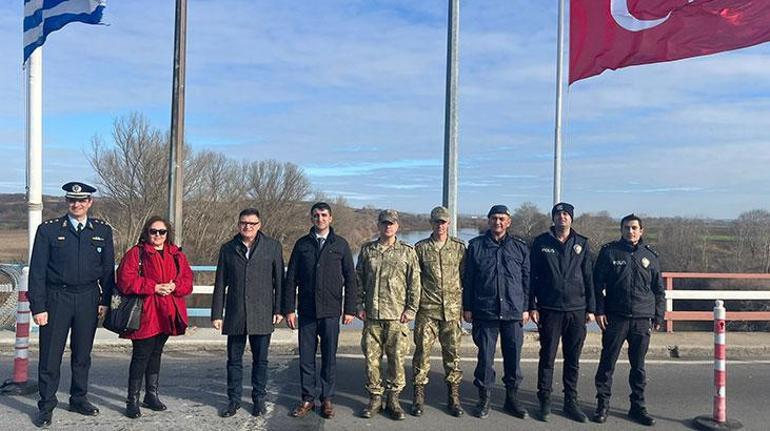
211;208;284;418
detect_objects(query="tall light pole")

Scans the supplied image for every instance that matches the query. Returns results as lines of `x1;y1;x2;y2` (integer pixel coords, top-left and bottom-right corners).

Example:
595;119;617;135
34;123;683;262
168;0;187;244
442;0;460;236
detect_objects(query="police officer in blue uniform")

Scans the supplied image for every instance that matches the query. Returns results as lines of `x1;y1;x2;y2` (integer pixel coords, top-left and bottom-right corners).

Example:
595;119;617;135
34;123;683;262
463;205;530;420
592;214;664;427
28;182;115;428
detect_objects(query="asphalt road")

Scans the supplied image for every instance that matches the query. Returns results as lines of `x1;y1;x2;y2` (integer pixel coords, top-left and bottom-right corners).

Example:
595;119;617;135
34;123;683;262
0;352;768;430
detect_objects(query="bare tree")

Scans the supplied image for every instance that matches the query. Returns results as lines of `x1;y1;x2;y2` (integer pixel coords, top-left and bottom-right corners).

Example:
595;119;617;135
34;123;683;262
573;211;616;250
88;113;167;254
509;202;551;243
733;210;770;273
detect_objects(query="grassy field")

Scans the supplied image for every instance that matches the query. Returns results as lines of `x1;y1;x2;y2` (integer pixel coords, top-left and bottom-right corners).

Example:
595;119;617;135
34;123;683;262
0;229;27;264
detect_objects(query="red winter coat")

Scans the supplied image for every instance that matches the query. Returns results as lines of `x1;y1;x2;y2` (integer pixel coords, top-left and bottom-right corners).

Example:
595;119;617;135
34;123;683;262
116;242;193;340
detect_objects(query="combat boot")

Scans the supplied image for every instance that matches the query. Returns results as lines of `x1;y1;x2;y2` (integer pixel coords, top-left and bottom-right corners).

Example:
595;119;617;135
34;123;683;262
564;395;588;423
475;388;491;419
537;392;551;422
411;384;425;417
628;404;656;426
386;391;406;420
360;395;383;418
593;398;610;423
125;379;143;419
447;382;464;417
503;387;528;419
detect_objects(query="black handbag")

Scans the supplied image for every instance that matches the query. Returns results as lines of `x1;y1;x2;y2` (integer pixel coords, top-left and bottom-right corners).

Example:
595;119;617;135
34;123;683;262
103;247;145;334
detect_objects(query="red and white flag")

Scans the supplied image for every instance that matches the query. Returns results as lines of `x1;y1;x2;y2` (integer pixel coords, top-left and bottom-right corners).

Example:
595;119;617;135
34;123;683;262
570;0;770;83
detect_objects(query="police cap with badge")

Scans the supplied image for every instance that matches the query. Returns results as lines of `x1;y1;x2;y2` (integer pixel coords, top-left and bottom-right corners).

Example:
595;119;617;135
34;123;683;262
63;181;96;199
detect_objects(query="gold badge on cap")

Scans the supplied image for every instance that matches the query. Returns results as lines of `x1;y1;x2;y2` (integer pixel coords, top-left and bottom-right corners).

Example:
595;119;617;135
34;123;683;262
573;244;582;255
641;257;650;268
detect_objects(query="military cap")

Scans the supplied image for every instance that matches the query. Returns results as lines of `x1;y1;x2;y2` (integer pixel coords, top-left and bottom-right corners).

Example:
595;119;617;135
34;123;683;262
378;209;399;224
487;204;510;218
551;202;574;220
430;206;450;223
62;181;96;199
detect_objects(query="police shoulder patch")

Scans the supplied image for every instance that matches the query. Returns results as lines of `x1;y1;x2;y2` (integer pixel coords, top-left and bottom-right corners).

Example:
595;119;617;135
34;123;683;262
645;244;659;257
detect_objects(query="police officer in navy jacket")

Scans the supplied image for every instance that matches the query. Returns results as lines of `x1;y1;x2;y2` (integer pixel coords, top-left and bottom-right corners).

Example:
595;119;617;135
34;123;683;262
28;182;115;428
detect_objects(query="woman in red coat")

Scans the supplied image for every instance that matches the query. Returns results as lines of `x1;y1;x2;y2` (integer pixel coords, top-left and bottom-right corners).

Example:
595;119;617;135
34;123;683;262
116;216;193;419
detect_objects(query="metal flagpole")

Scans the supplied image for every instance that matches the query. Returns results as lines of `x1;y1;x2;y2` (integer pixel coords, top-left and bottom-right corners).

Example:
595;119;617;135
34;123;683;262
553;0;567;205
0;48;43;396
168;0;187;245
442;0;460;237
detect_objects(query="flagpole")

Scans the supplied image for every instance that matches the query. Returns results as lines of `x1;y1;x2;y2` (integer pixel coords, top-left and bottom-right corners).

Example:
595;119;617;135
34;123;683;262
553;0;567;205
168;0;187;245
26;49;43;260
442;0;460;237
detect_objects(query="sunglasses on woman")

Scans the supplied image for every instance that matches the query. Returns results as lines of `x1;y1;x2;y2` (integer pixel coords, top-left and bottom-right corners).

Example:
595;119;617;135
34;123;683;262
149;229;168;236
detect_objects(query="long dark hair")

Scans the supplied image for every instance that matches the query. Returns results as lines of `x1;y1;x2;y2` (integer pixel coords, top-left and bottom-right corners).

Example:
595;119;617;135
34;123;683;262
138;216;175;245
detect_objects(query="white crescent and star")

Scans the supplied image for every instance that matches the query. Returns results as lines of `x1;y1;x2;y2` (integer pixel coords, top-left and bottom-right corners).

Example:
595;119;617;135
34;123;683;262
611;0;696;32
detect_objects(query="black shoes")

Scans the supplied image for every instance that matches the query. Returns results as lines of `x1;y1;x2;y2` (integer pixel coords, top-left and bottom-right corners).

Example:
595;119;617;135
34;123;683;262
68;399;99;416
219;401;241;418
537;394;551;422
628;405;656;426
475;388;491;419
33;410;52;428
252;397;267;417
126;378;143;419
564;395;588;423
593;399;609;423
503;388;528;419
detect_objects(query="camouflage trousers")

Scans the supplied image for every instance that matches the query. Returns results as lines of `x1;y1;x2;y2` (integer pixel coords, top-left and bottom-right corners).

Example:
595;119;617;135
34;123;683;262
361;319;411;395
412;313;463;385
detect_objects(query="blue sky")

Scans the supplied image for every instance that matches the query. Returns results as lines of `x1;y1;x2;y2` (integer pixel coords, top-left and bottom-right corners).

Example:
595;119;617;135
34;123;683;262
2;0;769;219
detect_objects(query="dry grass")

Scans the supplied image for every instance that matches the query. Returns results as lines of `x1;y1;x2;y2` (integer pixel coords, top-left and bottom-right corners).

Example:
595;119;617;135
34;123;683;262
0;229;28;264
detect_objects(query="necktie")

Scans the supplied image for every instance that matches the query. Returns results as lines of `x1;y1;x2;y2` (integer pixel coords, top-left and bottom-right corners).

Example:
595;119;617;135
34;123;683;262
317;237;325;253
77;222;83;233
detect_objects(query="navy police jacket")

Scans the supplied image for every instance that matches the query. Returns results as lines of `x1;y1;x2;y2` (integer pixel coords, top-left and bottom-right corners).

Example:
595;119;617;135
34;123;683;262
28;215;115;315
593;238;665;324
462;231;530;321
529;228;595;313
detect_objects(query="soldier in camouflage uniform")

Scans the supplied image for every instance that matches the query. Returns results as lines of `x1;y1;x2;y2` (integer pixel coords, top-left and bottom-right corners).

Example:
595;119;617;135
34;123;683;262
411;206;465;417
356;209;421;421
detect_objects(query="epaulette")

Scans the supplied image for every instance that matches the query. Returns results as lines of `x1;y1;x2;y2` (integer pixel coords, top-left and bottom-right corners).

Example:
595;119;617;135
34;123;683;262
600;241;616;250
449;236;466;246
91;218;111;226
573;231;589;241
645;244;659;257
414;238;431;248
512;236;527;245
43;217;61;225
398;240;414;249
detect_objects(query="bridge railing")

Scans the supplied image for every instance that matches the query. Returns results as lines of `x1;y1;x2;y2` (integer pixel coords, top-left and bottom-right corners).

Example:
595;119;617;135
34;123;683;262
663;272;770;333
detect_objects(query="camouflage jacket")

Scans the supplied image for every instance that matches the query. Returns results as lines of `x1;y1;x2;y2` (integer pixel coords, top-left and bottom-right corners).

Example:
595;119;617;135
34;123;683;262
414;236;465;321
356;238;421;320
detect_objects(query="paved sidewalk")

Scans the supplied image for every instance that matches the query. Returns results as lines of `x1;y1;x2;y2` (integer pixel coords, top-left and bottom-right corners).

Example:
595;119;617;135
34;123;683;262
3;327;770;360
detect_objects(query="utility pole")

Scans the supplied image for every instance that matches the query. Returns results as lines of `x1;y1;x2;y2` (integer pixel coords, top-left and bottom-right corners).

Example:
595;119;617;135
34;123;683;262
442;0;460;236
168;0;187;244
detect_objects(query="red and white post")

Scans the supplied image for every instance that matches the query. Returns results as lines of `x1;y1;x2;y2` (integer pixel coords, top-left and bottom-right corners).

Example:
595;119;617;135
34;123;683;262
693;300;742;430
0;266;37;395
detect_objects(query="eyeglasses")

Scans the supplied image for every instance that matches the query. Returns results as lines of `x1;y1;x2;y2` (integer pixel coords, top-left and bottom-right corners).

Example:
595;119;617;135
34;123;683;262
239;221;260;227
149;229;168;236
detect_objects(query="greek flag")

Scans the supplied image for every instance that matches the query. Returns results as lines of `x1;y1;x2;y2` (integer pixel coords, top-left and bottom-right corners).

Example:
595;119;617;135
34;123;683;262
23;0;106;63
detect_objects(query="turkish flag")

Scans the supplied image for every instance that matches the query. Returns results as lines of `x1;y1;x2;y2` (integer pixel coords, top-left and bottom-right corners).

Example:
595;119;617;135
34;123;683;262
570;0;770;83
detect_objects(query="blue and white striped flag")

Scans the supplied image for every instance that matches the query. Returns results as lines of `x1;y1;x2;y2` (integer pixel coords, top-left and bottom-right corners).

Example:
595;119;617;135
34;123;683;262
23;0;106;63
